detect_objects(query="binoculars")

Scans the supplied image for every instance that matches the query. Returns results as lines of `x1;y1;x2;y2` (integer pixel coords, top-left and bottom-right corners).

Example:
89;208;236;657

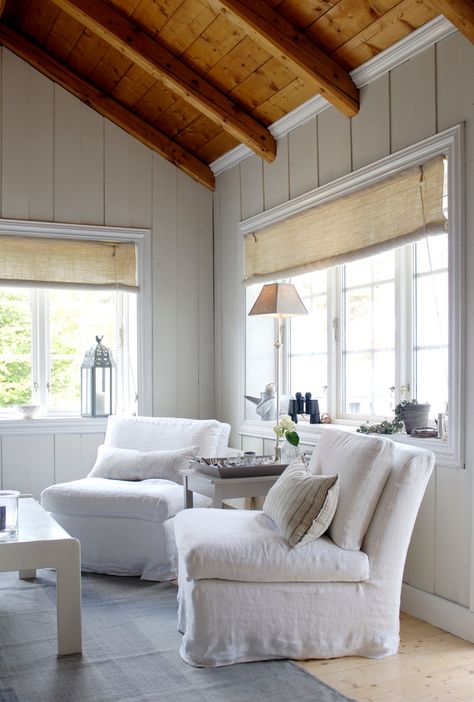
288;392;320;424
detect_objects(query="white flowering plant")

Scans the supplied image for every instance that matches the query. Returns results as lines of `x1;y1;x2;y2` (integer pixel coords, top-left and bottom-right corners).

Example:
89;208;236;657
274;415;300;447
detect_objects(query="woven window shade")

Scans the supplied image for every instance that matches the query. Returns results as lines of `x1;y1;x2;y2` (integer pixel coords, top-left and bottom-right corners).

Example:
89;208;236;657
244;157;447;285
0;237;137;290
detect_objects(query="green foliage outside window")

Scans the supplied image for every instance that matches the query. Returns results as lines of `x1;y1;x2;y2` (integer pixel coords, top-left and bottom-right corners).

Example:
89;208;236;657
0;289;32;407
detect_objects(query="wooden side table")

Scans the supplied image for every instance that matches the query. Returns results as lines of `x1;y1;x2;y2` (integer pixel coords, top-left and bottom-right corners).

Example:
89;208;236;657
180;469;280;509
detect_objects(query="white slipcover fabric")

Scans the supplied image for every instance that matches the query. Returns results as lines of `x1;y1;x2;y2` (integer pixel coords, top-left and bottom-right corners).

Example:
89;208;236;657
104;415;230;457
311;428;393;550
174;508;368;582
41;415;230;580
88;444;198;483
175;435;435;666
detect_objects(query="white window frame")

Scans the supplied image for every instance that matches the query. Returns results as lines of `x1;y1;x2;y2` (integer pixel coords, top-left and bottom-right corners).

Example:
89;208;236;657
0;219;152;432
240;125;465;468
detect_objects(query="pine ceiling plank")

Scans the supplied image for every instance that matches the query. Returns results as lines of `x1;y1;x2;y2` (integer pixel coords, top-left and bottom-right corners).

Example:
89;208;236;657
174;113;223;152
50;0;277;162
67;26;110;76
112;63;157;107
229;55;296;112
306;0;404;52
425;0;474;42
157;0;218;56
0;1;6;19
195;129;239;161
0;23;215;189
88;44;133;93
184;14;247;74
206;36;271;93
45;9;85;60
207;0;360;116
21;0;61;43
331;0;438;69
153;96;202;136
253;75;315;123
276;0;337;31
129;0;186;38
133;81;181;123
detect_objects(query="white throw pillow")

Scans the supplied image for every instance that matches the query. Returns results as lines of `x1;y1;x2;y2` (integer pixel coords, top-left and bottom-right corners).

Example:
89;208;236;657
88;444;198;484
313;429;393;551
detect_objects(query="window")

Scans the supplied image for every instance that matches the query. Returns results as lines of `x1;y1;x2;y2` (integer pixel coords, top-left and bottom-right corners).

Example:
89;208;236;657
242;126;464;466
288;233;449;422
0;219;152;419
0;287;137;415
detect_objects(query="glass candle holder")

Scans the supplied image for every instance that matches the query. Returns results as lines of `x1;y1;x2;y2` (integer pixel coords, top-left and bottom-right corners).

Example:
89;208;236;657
0;490;20;540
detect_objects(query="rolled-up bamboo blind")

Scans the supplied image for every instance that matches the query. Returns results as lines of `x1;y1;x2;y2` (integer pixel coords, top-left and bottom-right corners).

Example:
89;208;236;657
244;156;447;285
0;236;137;290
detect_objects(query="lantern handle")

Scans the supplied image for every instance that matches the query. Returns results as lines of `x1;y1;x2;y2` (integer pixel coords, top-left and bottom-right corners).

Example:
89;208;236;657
95;335;104;344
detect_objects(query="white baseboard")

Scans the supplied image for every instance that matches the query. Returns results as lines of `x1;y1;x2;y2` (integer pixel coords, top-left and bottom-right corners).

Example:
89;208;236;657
401;584;474;643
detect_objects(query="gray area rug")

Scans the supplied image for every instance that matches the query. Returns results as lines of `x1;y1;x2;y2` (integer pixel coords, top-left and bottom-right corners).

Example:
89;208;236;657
0;570;356;702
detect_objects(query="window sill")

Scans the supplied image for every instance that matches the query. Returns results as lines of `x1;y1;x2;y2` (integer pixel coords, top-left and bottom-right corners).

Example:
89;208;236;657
0;415;108;435
239;419;462;469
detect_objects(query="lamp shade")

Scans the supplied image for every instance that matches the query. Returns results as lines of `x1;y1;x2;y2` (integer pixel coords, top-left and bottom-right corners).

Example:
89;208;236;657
248;283;308;317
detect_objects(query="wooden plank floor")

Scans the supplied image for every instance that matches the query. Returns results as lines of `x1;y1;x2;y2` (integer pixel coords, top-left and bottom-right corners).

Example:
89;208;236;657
297;613;474;702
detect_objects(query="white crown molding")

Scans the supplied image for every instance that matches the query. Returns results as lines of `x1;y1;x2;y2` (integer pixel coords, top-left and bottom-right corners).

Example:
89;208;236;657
210;16;456;176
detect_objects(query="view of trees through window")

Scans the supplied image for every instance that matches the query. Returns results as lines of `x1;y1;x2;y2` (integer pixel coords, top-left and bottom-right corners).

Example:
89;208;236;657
0;287;135;413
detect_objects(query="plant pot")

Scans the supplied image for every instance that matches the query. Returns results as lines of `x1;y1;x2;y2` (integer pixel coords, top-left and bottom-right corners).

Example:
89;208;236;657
401;403;431;434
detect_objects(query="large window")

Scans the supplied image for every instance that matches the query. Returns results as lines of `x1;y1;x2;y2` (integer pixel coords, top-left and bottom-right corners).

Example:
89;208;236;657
288;233;449;422
0;287;137;415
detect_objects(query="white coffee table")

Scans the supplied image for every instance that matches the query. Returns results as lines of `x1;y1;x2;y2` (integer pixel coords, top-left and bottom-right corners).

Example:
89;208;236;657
0;497;82;656
180;468;280;508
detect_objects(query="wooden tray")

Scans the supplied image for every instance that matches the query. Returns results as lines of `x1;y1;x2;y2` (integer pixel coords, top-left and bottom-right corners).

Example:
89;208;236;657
190;457;288;479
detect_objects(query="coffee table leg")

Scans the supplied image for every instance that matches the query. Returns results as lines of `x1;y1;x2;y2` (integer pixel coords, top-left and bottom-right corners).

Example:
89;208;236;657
56;539;82;655
212;485;225;508
184;476;194;508
19;569;36;579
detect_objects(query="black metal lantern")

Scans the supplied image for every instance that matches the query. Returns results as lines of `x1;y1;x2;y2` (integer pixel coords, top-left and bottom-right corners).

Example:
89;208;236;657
81;336;115;417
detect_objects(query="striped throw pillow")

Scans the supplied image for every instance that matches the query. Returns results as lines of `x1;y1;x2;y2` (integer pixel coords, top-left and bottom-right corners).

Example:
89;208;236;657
263;460;339;548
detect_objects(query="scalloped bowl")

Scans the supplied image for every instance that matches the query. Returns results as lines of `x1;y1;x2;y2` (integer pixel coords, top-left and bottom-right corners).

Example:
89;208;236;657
16;404;40;420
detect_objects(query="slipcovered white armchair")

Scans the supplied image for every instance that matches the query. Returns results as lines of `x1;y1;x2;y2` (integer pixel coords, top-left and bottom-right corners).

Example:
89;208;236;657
174;428;434;666
41;415;231;581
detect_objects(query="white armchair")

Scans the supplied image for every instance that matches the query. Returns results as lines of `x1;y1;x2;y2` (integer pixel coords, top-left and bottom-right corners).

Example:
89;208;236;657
41;415;231;581
174;428;434;666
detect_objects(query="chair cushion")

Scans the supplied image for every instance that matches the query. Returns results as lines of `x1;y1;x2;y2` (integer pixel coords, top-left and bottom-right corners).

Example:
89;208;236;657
310;429;393;551
104;415;231;457
174;508;369;583
41;477;210;523
88;444;198;483
263;459;339;548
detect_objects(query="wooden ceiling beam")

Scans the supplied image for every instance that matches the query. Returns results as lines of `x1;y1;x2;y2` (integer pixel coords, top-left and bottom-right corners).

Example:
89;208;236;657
0;24;215;190
207;0;359;118
425;0;474;43
49;0;276;162
0;2;5;19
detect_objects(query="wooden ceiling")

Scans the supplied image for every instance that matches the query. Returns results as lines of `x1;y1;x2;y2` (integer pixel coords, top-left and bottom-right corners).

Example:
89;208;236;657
0;0;472;190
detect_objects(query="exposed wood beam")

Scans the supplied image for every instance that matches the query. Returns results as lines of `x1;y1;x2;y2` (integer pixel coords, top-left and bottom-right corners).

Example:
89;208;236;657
425;0;474;42
0;24;215;190
0;1;5;19
207;0;359;118
50;0;276;163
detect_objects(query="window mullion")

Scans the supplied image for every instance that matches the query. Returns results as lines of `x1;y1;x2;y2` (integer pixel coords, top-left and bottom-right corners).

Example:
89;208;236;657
327;266;340;420
37;290;50;409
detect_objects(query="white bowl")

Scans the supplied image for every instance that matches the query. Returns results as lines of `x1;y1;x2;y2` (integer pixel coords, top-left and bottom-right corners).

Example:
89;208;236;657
16;404;40;420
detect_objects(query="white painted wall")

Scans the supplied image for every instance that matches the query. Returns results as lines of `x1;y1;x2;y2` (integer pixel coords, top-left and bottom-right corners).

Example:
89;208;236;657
213;31;474;628
0;48;214;496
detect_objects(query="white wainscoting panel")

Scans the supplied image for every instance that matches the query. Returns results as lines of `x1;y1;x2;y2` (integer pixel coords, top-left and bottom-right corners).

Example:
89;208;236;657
2;435;55;498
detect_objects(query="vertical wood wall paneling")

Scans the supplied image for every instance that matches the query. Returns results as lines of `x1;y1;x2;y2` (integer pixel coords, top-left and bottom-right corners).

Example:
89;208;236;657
176;171;199;418
263;135;289;211
129;139;153;229
152;155;178;416
216;166;245;446
435;465;463;603
390;47;436;153
351;75;390;171
288;118;318;198
404;464;436;593
240;155;264;220
436;31;474;611
104;122;133;227
317;107;351;186
54;432;104;484
54;86;105;225
213;180;223;421
198;186;214;419
2;435;54;498
2;49;54;220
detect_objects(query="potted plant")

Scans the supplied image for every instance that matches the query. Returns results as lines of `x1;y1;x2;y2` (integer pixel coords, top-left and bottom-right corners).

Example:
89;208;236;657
357;400;431;436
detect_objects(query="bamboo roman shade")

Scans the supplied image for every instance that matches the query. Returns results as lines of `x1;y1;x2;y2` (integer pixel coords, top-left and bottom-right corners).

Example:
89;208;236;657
0;236;137;290
244;157;447;285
